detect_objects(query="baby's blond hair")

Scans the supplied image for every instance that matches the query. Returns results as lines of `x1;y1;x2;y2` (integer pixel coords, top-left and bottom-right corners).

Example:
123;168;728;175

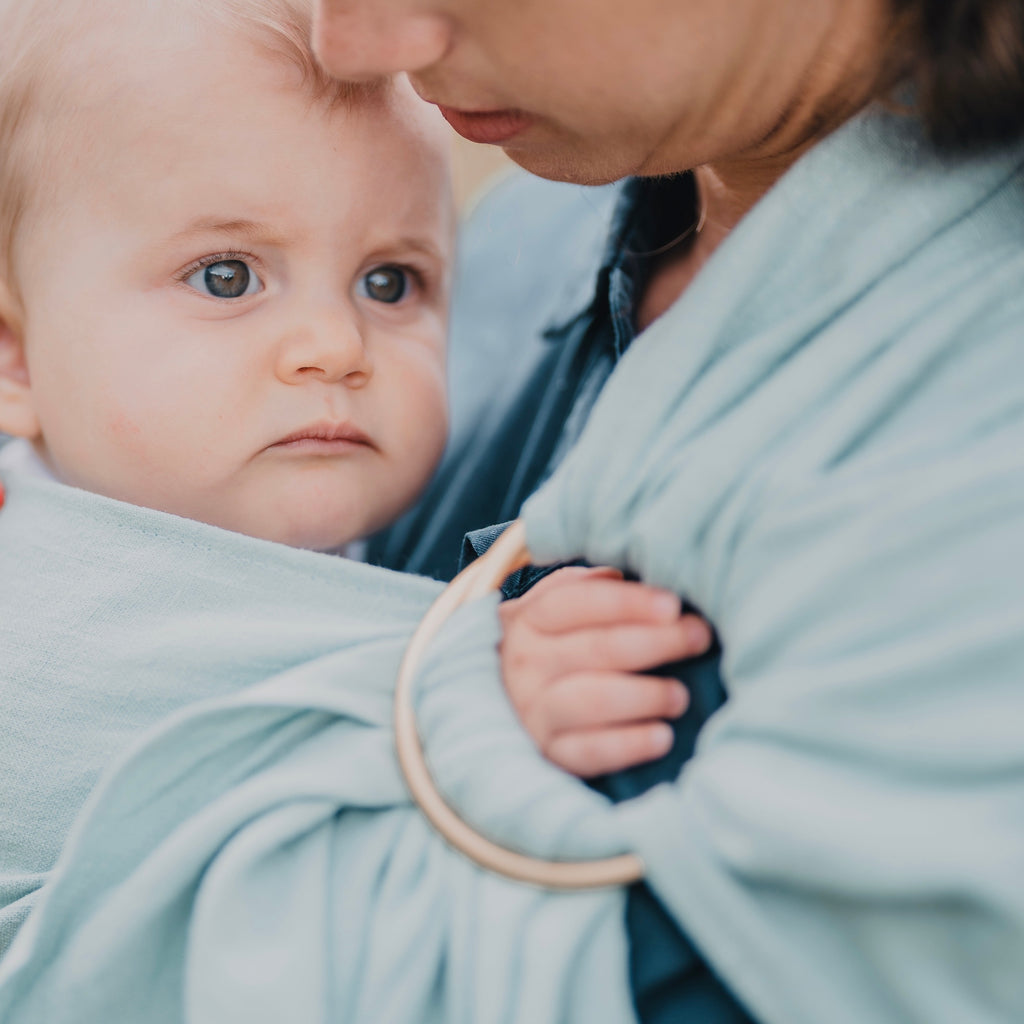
0;0;368;293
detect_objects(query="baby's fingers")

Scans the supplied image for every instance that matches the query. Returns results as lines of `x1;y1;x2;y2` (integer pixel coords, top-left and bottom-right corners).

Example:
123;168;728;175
541;616;712;676
513;575;680;634
526;672;689;738
545;722;676;778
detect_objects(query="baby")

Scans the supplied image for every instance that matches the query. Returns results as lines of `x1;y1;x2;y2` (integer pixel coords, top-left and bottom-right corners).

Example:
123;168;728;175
0;0;700;836
0;0;453;554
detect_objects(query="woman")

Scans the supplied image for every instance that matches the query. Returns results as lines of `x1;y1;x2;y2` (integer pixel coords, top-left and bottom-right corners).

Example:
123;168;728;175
315;1;1024;1022
1;2;1020;1022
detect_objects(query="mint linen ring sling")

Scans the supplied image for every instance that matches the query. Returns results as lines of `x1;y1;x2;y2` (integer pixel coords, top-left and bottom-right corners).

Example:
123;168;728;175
0;472;638;1024
3;108;1024;1023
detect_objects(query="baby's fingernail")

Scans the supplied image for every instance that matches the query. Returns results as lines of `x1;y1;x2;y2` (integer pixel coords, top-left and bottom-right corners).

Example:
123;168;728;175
652;722;674;751
687;621;711;646
669;683;689;715
654;591;680;618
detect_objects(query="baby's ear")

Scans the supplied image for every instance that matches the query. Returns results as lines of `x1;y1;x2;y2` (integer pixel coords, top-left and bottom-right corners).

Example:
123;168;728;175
0;278;40;439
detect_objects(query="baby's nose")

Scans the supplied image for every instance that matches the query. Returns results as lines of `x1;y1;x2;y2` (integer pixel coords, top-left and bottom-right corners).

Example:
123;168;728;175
275;316;372;388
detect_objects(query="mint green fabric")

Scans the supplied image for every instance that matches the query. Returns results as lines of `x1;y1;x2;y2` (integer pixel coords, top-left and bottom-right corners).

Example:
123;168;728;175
0;471;636;1023
1;107;1023;1024
524;111;1024;1022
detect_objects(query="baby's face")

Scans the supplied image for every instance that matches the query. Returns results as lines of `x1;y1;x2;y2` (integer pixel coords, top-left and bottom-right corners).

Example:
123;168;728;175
11;30;453;550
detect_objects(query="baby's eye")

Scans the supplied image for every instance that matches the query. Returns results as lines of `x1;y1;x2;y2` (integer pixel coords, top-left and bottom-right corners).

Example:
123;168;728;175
185;259;262;299
358;266;410;305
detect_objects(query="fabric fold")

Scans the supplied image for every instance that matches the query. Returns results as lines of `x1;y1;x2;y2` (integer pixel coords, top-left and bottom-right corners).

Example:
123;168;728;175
0;473;634;1024
523;109;1024;1023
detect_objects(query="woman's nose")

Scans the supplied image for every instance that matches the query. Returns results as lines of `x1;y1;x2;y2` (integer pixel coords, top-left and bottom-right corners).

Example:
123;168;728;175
313;1;452;80
275;314;372;389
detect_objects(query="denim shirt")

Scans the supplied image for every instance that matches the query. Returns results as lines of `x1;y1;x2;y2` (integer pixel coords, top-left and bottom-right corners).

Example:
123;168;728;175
367;172;755;1024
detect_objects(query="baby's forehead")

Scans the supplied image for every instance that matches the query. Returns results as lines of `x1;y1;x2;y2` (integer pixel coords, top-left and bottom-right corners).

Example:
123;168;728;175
8;0;385;138
3;0;452;285
60;3;361;107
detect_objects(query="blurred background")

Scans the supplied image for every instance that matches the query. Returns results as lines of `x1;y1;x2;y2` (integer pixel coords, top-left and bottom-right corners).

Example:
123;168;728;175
450;135;513;213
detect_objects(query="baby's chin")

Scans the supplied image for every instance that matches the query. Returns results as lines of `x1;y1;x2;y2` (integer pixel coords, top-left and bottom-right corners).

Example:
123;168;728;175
215;464;429;554
216;492;412;554
224;513;367;554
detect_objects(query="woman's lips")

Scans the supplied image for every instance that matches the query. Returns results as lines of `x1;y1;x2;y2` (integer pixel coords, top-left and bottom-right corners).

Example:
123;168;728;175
436;106;533;145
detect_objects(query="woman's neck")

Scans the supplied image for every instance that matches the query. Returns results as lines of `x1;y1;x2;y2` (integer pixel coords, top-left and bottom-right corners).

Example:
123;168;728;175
637;4;897;333
633;148;819;330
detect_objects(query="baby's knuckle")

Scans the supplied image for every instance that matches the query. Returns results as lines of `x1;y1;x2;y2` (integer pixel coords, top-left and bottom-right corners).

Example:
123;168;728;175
591;630;623;665
520;697;552;737
499;637;533;675
546;734;584;773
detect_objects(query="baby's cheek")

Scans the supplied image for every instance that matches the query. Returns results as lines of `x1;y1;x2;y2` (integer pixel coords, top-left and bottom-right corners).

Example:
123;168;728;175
98;408;159;468
96;407;182;490
403;378;448;476
106;411;144;442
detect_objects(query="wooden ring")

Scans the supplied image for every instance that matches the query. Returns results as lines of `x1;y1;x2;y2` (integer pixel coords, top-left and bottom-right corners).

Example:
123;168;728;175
394;520;645;889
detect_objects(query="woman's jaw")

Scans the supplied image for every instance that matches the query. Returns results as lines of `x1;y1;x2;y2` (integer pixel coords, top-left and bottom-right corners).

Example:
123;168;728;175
317;0;896;198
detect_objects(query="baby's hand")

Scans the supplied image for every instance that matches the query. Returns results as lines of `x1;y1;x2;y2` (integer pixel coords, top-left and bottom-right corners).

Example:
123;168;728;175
498;567;712;778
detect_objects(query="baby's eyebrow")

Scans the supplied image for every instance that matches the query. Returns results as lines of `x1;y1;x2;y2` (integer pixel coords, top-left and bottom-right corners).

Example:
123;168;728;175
376;237;447;262
167;217;289;246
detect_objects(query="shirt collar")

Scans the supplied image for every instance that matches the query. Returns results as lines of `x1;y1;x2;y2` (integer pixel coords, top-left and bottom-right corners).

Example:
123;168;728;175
541;172;700;341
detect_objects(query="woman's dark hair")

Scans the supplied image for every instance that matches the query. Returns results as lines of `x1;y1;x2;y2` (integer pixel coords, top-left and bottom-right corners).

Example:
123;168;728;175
894;0;1024;151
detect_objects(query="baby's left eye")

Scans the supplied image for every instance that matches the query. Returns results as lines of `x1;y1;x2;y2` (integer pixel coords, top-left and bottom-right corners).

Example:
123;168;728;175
184;259;263;299
358;266;410;305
